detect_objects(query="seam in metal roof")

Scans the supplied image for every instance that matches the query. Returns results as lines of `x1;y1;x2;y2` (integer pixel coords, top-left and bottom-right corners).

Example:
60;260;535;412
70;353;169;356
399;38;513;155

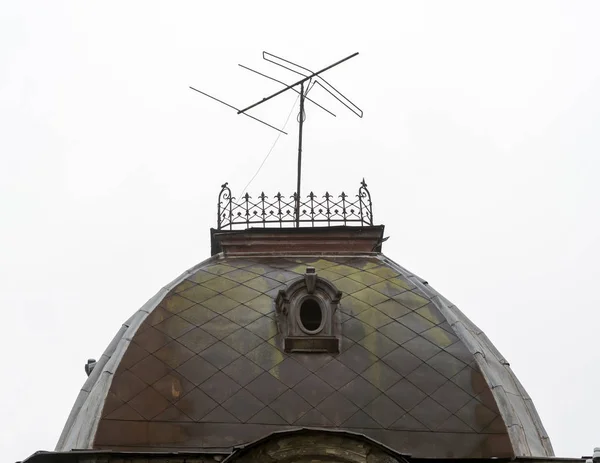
55;254;220;451
377;254;554;457
57;252;553;457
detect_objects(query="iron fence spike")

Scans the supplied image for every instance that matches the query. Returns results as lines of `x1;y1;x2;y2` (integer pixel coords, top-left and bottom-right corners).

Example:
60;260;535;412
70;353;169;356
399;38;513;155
216;183;373;230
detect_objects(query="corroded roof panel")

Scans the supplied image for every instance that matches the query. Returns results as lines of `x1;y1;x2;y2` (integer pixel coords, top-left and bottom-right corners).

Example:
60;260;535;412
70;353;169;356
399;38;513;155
57;254;552;458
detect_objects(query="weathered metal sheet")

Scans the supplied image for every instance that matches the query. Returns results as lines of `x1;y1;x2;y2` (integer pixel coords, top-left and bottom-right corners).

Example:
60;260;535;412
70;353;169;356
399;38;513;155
58;253;552;458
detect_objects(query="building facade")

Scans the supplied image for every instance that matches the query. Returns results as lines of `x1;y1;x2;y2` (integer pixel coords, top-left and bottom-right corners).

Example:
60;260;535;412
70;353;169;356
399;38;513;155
22;182;590;463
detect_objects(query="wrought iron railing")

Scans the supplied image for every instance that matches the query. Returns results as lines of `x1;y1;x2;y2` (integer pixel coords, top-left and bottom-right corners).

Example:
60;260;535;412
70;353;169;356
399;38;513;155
217;180;373;230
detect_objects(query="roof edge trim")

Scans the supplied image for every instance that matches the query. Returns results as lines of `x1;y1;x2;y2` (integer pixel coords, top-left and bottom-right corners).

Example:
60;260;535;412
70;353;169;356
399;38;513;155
55;254;220;451
376;254;555;458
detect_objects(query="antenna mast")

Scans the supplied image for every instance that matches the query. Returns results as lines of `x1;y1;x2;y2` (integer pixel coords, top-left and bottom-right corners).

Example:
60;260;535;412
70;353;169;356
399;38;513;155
190;51;363;227
296;82;305;227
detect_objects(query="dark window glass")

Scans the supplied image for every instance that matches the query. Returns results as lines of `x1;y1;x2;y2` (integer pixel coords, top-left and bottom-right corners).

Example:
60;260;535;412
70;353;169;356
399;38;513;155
300;299;322;331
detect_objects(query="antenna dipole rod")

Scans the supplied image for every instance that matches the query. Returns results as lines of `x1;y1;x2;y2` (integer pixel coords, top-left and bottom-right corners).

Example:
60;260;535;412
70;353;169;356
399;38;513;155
296;82;305;228
238;52;359;115
189;86;288;135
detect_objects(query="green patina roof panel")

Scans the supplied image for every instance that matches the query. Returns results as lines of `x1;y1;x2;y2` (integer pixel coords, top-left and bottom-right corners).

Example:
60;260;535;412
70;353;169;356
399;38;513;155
91;255;512;456
56;253;553;458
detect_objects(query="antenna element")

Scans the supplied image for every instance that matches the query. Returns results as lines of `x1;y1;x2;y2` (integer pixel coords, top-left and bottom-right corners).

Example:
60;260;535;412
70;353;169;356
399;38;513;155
190;51;363;226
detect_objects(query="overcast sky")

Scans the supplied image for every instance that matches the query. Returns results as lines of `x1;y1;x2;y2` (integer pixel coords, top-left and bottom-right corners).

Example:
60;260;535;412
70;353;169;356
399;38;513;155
1;2;599;462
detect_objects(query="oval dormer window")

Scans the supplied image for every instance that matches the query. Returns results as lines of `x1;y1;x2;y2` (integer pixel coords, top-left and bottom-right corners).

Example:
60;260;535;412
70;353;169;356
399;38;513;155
275;267;342;353
299;298;322;333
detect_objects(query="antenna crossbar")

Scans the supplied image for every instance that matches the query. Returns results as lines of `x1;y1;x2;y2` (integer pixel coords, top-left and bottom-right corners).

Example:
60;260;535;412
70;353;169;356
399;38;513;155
263;51;363;118
237;52;359;115
238;64;336;117
189;51;363;229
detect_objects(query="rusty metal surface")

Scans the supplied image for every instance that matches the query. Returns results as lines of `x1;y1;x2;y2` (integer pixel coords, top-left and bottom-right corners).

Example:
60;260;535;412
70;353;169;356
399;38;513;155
59;254;552;458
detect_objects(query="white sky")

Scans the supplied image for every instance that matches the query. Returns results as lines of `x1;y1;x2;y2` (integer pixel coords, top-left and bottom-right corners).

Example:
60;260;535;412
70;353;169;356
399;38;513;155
1;2;599;461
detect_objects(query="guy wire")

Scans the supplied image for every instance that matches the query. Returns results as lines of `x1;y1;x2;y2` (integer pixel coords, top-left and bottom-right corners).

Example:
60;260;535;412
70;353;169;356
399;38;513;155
239;94;301;197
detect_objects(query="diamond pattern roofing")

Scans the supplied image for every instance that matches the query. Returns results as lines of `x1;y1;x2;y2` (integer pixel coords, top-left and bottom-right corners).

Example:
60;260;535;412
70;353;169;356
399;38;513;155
56;254;553;458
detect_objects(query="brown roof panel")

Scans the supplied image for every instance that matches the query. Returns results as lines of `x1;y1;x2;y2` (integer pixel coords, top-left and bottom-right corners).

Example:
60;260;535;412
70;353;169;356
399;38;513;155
56;253;553;458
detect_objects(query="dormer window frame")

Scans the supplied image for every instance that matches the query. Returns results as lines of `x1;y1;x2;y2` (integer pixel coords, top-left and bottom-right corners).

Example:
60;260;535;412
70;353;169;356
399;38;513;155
275;267;342;353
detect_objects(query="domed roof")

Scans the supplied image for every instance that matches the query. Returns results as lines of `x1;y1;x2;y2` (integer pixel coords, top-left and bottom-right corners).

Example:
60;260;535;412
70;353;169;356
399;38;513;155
56;241;553;458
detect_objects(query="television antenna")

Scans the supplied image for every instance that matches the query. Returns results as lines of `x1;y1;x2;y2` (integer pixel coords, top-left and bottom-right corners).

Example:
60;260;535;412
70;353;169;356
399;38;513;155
190;51;363;226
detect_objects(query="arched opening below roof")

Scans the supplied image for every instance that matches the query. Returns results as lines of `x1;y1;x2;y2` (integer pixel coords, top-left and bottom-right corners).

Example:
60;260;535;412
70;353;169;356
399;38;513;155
224;429;410;463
